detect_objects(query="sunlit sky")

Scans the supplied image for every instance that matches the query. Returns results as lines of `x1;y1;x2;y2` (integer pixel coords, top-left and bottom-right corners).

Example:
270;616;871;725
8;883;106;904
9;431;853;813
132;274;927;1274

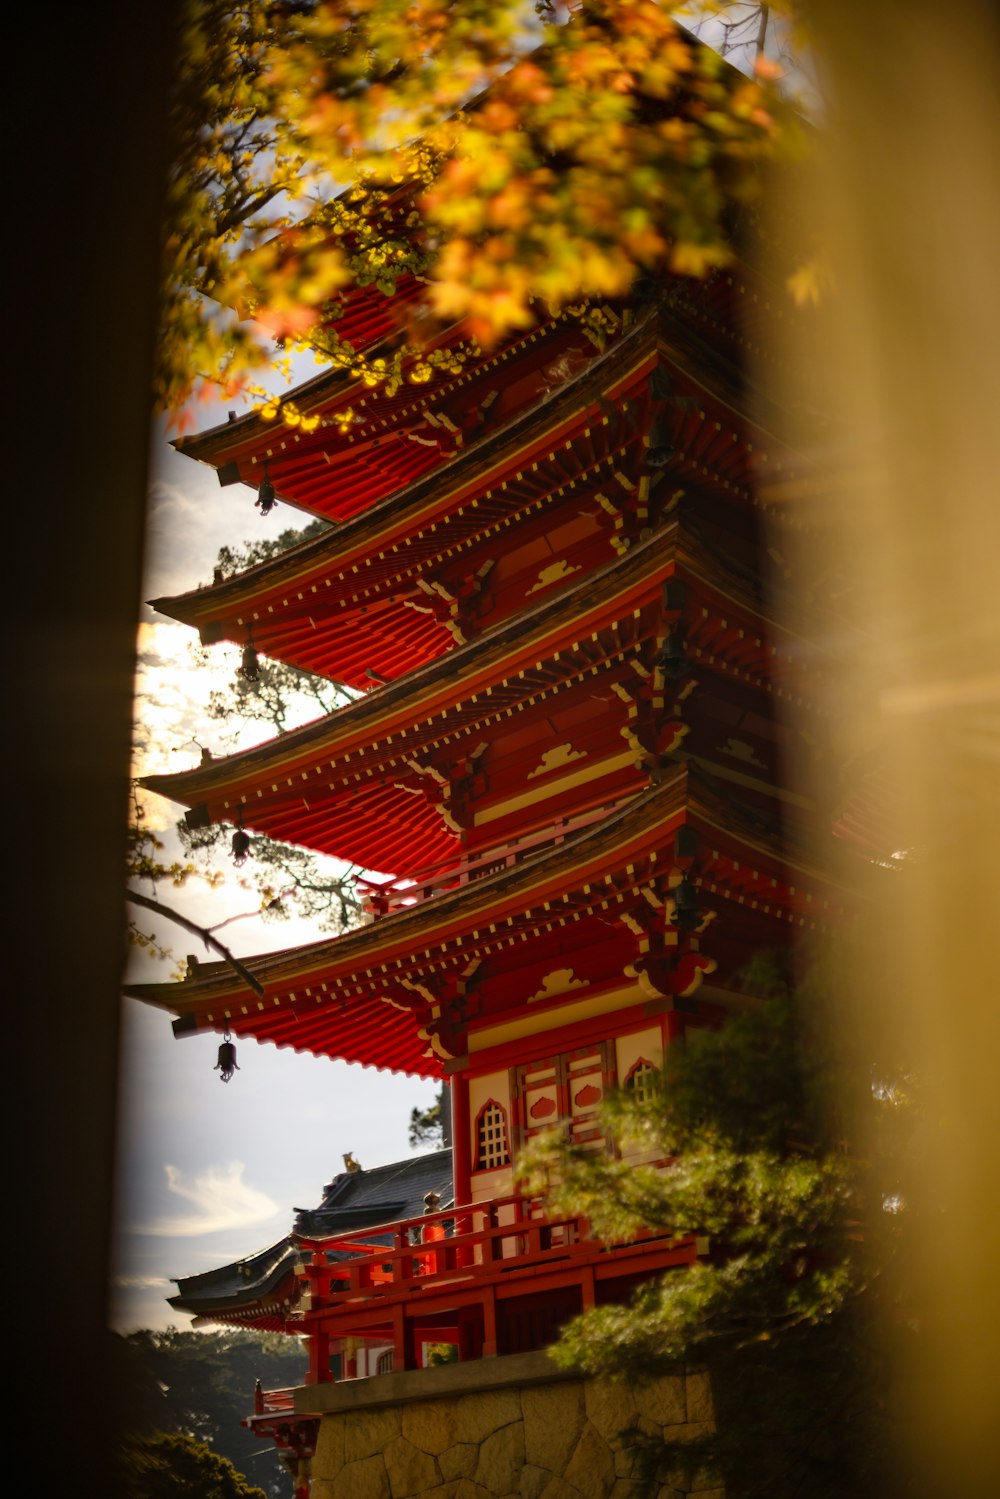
114;390;438;1333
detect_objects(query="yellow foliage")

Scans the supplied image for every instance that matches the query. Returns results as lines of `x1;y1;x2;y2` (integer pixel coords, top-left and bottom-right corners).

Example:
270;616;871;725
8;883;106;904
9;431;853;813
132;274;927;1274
156;0;796;411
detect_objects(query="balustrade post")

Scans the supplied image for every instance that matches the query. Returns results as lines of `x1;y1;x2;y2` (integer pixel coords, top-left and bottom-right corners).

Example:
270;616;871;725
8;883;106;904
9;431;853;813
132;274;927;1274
482;1285;498;1358
392;1305;415;1371
304;1329;331;1385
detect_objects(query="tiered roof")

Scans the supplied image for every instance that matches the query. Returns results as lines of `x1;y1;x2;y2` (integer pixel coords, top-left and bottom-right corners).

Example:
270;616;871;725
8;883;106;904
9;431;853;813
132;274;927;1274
127;763;850;1077
131;243;863;1081
145;517;826;879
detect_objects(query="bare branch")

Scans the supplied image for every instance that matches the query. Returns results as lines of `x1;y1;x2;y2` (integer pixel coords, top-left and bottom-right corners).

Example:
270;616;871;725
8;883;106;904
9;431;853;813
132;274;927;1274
126;889;265;997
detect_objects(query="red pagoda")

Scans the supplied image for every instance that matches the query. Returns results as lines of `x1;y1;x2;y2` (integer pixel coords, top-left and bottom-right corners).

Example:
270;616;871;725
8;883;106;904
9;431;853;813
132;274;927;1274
127;254;849;1493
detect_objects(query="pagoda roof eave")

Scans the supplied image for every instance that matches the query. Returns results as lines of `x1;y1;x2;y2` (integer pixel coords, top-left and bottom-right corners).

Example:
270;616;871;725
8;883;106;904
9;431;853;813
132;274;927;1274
126;770;688;1004
150;309;665;625
141;515;808;817
141;518;677;808
124;764;850;1055
173;364;353;462
171;276;463;468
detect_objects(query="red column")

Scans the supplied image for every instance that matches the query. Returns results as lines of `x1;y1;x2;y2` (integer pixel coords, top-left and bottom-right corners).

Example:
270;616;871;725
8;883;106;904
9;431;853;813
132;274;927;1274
450;1074;471;1207
450;1073;474;1266
305;1330;330;1385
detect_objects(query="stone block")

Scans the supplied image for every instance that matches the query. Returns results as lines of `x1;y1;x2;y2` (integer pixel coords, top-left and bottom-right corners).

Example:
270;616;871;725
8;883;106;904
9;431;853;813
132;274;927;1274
454;1390;523;1446
519;1464;553;1499
634;1377;687;1430
537;1477;585;1499
314;1413;347;1475
612;1446;641;1480
383;1433;441;1497
521;1381;586;1473
344;1404;403;1463
332;1454;390;1499
583;1379;639;1446
562;1423;615;1499
654;1429;719;1496
684;1373;713;1426
440;1444;479;1481
610;1482;654;1499
474;1419;525;1493
403;1400;458;1456
453;1480;495;1499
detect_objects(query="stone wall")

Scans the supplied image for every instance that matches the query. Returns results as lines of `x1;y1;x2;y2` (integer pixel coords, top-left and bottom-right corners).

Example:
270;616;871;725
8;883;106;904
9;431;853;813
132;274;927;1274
304;1351;721;1499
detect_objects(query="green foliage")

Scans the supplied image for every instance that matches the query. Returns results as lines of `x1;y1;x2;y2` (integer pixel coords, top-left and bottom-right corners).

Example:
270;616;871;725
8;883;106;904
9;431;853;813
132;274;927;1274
517;951;912;1497
209;519;332;582
119;1431;270;1499
115;1328;304;1498
408;1088;444;1148
424;1342;460;1366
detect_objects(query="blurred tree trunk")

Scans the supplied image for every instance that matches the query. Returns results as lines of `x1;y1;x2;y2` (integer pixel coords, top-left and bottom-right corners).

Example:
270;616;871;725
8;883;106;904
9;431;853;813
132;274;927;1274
9;7;179;1495
777;5;1000;1490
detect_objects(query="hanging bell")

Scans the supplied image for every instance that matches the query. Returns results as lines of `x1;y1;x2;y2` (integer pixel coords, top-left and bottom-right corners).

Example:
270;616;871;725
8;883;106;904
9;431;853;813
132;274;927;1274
231;824;251;866
658;625;689;677
672;875;699;931
215;1033;240;1083
255;463;277;516
239;638;259;681
644;411;675;469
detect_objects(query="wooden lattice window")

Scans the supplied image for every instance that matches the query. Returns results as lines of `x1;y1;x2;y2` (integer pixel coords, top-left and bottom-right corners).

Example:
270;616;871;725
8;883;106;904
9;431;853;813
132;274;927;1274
376;1349;394;1375
625;1058;659;1105
474;1099;511;1171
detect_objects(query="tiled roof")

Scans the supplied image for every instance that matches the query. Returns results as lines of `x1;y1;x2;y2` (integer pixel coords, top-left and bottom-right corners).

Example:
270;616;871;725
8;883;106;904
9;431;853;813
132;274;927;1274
169;1146;452;1315
293;1147;453;1237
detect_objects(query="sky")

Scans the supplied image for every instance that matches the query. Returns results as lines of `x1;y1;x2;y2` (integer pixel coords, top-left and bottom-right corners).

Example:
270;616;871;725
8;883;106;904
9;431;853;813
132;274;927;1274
113;388;439;1333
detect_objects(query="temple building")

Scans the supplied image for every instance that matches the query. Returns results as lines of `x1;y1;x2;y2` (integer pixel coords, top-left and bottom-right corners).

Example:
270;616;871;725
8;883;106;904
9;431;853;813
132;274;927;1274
127;228;857;1493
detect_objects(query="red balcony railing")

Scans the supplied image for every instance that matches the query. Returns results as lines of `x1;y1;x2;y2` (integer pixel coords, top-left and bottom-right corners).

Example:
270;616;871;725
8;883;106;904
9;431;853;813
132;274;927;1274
356;800;632;918
289;1193;701;1385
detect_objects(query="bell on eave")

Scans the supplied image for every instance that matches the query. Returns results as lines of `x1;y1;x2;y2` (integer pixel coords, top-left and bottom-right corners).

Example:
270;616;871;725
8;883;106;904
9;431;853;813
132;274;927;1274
231;822;251;866
239;637;259;681
658;625;689;677
672;875;700;931
644;411;675;469
215;1033;239;1083
255;463;277;516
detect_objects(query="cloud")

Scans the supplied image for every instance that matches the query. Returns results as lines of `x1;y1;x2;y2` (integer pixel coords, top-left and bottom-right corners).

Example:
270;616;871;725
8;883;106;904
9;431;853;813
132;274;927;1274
114;1274;171;1289
139;1161;280;1237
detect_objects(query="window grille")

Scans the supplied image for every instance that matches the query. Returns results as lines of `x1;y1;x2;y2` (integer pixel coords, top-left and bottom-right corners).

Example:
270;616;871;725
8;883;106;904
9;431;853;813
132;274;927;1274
475;1099;511;1170
376;1349;394;1375
625;1059;659;1105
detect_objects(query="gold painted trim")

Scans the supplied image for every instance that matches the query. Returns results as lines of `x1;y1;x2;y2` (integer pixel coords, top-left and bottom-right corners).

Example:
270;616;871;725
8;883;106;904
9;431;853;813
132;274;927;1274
468;981;647;1053
474;750;636;826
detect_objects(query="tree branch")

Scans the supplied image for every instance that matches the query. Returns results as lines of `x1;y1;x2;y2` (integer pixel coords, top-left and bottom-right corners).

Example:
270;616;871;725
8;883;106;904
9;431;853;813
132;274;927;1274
126;889;265;997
